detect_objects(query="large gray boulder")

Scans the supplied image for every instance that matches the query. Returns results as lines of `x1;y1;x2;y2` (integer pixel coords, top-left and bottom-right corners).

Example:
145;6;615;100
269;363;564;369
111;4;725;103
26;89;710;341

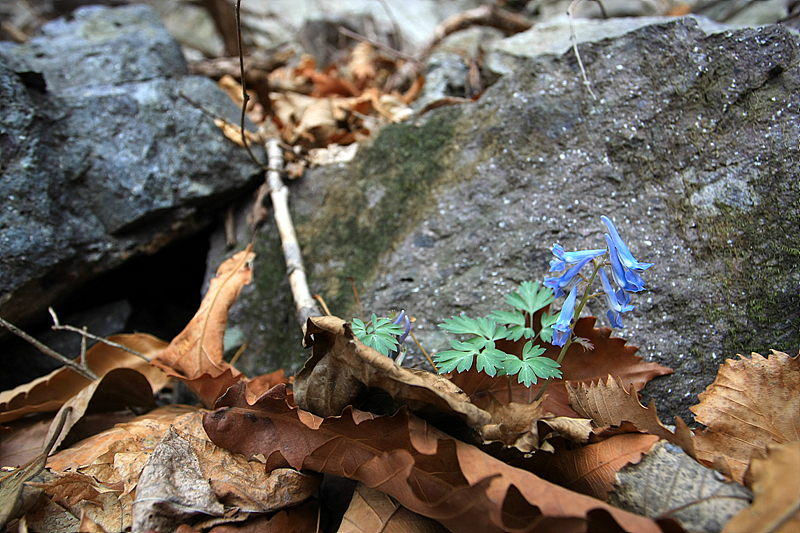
211;16;799;424
0;5;263;328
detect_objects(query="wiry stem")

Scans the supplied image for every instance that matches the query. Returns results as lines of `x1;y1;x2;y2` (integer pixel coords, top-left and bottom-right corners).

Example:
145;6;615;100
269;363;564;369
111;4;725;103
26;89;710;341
533;255;605;402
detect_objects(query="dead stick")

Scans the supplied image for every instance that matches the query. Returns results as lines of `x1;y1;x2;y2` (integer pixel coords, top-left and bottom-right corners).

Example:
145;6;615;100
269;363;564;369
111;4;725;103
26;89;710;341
265;139;322;326
0;317;97;381
48;307;150;362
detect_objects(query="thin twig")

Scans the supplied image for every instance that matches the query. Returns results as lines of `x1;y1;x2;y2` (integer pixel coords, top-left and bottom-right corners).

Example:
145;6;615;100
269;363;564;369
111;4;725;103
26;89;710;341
48;307;150;362
409;330;437;372
377;0;404;52
236;0;267;170
266;138;322;326
337;26;420;64
568;0;598;101
0;317;97;381
313;294;332;316
348;277;364;322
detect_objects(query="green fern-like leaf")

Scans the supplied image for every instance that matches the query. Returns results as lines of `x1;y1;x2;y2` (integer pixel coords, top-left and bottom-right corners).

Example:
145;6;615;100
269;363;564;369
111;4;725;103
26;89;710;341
352;314;406;356
505;281;554;316
502;341;562;387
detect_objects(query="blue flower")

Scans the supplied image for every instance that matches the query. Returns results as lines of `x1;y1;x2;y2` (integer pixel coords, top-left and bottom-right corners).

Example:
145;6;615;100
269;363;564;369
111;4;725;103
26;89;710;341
553;284;578;346
605;234;646;292
599;268;633;328
393;310;411;345
549;244;607;272
544;255;594;298
601;215;653;272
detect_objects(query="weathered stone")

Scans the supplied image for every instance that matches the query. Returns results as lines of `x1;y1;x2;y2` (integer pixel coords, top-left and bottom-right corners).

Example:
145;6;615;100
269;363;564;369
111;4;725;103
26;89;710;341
0;5;263;329
212;17;799;424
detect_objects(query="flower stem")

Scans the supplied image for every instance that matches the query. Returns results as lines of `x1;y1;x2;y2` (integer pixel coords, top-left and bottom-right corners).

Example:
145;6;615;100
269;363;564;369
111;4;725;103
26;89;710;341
532;255;606;403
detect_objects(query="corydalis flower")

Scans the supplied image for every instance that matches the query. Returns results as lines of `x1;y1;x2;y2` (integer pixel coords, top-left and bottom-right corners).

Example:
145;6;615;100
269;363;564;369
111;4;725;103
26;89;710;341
393;310;411;345
605;234;646;292
549;244;606;272
553;284;578;346
544;255;594;298
601;215;653;272
599;268;633;328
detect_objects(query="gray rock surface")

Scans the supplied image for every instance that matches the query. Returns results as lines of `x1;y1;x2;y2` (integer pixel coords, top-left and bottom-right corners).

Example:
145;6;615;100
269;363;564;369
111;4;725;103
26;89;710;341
210;16;799;424
0;5;263;328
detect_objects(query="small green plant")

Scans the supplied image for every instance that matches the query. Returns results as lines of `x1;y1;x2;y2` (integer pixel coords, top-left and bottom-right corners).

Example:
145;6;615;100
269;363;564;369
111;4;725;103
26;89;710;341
351;313;409;356
434;281;561;387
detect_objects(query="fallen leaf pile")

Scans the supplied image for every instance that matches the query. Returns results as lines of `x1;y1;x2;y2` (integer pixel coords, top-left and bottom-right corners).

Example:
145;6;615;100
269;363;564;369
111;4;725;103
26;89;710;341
1;244;798;532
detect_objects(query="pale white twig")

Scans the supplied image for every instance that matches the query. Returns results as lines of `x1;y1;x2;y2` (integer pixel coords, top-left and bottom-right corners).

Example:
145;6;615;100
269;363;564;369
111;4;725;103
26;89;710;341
265;139;322;326
568;0;598;101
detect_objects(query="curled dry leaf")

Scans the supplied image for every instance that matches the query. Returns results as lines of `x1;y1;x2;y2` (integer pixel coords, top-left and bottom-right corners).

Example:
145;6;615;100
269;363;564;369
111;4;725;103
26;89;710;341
2;368;156;468
152;245;255;407
204;382;665;533
0;333;168;424
722;441;800;533
47;405;205;493
338;482;449;533
567;376;696;458
450;317;673;418
296;315;491;429
690;350;800;484
612;441;751;533
132;427;320;533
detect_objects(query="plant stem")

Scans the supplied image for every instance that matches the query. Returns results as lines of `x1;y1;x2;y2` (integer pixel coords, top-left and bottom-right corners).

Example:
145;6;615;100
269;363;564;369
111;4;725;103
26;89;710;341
532;255;606;402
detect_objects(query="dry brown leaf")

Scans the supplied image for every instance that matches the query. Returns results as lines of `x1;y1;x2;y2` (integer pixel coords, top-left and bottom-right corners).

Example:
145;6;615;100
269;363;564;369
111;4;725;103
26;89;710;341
722;441;800;533
526;433;661;501
218;74;254;111
691;350;800;484
338;482;448;533
0;333;168;424
131;427;319;533
34;470;133;533
297;316;491;430
567;376;696;457
450;317;672;418
479;396;548;454
204;382;666;533
204;500;320;533
346;42;376;87
2;368;155;469
213;118;263;149
152;246;255;407
47;405;204;494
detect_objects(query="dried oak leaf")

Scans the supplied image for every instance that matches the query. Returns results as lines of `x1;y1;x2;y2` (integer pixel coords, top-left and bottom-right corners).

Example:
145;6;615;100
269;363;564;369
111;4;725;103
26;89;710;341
339;482;449;533
203;382;665;533
721;441;800;533
450;317;672;418
152;245;255;407
296;316;491;429
525;433;661;501
690;350;800;484
567;376;696;458
0;333;168;424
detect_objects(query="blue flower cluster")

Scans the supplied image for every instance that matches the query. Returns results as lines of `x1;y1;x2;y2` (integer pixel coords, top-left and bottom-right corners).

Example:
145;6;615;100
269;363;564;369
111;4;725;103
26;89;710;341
544;216;653;346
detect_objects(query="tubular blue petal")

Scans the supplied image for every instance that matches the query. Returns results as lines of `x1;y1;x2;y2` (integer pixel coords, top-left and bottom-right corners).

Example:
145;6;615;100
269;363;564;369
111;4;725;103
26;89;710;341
544;255;594;296
552;284;578;347
550;244;606;272
605;234;645;292
607;309;624;329
601;215;653;271
398;314;411;344
599;268;635;314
